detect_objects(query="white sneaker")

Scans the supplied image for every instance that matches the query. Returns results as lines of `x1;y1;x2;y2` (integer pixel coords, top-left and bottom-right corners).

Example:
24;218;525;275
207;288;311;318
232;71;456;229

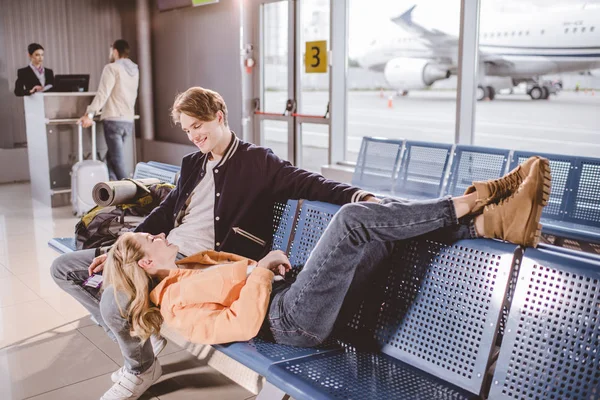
101;358;162;400
111;335;168;383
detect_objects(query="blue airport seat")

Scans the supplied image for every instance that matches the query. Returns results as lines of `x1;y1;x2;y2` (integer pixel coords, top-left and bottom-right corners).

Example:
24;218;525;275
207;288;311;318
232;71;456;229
146;161;181;173
267;238;519;399
287;200;342;279
488;247;600;400
509;151;576;221
560;156;600;242
214;200;343;376
444;145;510;197
352;137;404;194
393;141;452;199
511;152;600;251
133;162;178;184
271;200;298;253
268;351;477;400
48;237;77;254
213;338;339;378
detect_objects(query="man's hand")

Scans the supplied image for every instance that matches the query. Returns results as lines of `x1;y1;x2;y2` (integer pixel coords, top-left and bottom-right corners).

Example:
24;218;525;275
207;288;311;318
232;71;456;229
257;250;291;276
362;195;381;203
88;254;108;276
30;85;43;94
78;115;94;128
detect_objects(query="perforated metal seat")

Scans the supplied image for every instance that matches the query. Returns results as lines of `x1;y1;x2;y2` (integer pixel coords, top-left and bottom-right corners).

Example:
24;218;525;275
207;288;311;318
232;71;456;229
213;200;343;375
267;238;519;399
133;162;179;184
352;137;404;195
444;145;510;197
488;247;600;400
269;351;477;400
510;151;576;220
48;237;77;254
393;141;453;199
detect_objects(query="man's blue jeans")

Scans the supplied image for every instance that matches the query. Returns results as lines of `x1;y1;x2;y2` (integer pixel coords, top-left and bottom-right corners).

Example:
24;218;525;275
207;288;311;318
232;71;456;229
103;120;133;180
267;196;477;347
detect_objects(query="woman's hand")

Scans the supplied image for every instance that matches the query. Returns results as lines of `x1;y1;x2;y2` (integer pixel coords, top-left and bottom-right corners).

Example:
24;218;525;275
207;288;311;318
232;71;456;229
362;195;381;203
88;254;108;276
30;85;43;94
257;250;291;276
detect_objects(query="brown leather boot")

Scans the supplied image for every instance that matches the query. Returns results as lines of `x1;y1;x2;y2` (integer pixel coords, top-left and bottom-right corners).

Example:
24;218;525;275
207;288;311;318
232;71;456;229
482;157;551;247
465;156;539;214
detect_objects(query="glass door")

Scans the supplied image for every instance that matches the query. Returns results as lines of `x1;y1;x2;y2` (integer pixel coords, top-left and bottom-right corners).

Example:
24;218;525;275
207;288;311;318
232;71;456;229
255;0;331;171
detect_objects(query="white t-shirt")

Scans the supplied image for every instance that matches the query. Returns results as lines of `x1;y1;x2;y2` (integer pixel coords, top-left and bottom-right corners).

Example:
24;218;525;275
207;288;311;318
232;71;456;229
167;159;219;256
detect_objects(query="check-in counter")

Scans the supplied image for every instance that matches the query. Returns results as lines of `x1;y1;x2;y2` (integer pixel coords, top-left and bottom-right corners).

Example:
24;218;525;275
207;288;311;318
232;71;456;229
23;92;136;207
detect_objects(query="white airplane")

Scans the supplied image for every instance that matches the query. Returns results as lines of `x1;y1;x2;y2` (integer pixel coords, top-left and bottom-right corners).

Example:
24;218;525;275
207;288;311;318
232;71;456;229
357;5;600;100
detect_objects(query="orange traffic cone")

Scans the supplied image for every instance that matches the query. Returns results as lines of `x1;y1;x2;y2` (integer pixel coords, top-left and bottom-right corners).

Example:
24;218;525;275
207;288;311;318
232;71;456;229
387;95;393;108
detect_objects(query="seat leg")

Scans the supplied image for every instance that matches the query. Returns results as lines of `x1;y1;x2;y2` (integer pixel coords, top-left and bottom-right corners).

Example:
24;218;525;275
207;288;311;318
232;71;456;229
256;382;290;400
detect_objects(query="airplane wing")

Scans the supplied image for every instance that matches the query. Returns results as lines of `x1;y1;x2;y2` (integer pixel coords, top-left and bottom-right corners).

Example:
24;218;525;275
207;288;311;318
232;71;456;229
391;5;458;48
392;6;515;71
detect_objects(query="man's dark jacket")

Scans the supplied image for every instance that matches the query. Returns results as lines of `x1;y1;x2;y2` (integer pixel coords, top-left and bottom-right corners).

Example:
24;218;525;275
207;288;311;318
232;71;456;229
135;134;370;260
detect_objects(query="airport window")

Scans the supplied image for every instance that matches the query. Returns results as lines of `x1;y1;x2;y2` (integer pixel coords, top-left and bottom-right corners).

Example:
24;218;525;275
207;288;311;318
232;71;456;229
474;2;599;160
346;0;460;162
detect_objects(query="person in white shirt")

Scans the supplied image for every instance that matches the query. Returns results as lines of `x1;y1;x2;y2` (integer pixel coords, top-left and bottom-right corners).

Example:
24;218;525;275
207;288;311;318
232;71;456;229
78;39;139;180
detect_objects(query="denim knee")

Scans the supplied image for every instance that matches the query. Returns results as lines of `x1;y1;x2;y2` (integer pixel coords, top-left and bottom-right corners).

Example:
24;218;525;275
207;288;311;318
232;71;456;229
50;253;74;283
100;285;130;331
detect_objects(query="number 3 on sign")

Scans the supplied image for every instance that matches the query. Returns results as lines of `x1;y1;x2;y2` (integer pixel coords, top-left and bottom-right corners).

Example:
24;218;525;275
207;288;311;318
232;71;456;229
305;40;327;73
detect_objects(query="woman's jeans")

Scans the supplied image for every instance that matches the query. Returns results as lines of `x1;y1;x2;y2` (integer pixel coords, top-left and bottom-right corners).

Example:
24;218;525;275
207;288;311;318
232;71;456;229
50;249;154;374
267;197;477;347
103;120;133;181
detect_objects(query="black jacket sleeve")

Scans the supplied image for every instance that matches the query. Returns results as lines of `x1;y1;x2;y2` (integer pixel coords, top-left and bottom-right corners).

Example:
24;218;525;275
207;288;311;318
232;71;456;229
265;149;370;205
14;69;30;97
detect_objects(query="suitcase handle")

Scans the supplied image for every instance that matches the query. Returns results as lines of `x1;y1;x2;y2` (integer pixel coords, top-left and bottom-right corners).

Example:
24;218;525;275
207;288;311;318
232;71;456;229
77;122;97;162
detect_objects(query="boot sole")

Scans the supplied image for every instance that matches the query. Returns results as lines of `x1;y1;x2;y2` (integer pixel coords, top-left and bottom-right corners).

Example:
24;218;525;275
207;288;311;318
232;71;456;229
525;158;552;247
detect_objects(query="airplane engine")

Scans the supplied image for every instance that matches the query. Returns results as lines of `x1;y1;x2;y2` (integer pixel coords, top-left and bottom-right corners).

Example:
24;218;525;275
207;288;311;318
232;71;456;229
383;58;451;90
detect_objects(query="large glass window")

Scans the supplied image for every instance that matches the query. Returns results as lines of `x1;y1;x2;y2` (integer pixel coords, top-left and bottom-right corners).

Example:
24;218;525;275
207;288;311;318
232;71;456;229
346;0;460;162
474;2;600;157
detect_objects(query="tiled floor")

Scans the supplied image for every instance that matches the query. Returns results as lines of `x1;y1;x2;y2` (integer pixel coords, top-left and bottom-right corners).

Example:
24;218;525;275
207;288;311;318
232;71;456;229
0;182;256;400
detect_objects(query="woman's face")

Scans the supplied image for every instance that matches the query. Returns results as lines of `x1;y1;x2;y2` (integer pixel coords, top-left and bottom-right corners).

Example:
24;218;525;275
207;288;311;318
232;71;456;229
134;233;179;274
180;111;226;154
30;49;44;66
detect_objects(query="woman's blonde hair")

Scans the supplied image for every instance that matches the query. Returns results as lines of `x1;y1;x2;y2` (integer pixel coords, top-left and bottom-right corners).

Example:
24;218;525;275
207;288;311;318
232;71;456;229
103;233;163;342
171;87;229;127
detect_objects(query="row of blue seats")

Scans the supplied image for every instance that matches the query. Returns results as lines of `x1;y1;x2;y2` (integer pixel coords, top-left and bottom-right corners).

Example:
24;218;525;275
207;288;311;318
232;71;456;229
352;137;600;253
49;161;600;400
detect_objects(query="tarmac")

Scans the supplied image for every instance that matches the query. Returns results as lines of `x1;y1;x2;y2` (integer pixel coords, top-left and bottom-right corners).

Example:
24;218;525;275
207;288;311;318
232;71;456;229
263;90;600;173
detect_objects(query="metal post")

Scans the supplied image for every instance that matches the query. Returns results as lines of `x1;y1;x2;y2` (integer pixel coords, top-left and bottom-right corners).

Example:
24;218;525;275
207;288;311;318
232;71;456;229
454;0;480;145
136;0;154;141
329;0;348;164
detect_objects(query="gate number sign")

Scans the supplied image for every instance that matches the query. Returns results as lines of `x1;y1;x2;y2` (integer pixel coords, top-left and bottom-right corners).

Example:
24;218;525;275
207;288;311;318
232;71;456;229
305;40;328;73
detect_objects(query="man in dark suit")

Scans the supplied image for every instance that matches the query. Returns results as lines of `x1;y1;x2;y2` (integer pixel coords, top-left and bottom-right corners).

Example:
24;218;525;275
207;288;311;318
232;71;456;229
14;43;54;96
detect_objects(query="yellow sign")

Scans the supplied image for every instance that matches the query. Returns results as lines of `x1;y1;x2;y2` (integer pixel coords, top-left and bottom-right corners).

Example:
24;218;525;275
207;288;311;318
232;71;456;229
305;40;328;73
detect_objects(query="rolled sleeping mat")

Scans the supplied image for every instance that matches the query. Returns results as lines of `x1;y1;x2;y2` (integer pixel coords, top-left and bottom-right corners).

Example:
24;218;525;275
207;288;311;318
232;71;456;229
92;178;160;207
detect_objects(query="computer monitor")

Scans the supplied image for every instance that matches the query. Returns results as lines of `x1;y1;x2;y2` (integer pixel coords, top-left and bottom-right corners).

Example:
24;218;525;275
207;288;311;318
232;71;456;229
54;74;90;92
